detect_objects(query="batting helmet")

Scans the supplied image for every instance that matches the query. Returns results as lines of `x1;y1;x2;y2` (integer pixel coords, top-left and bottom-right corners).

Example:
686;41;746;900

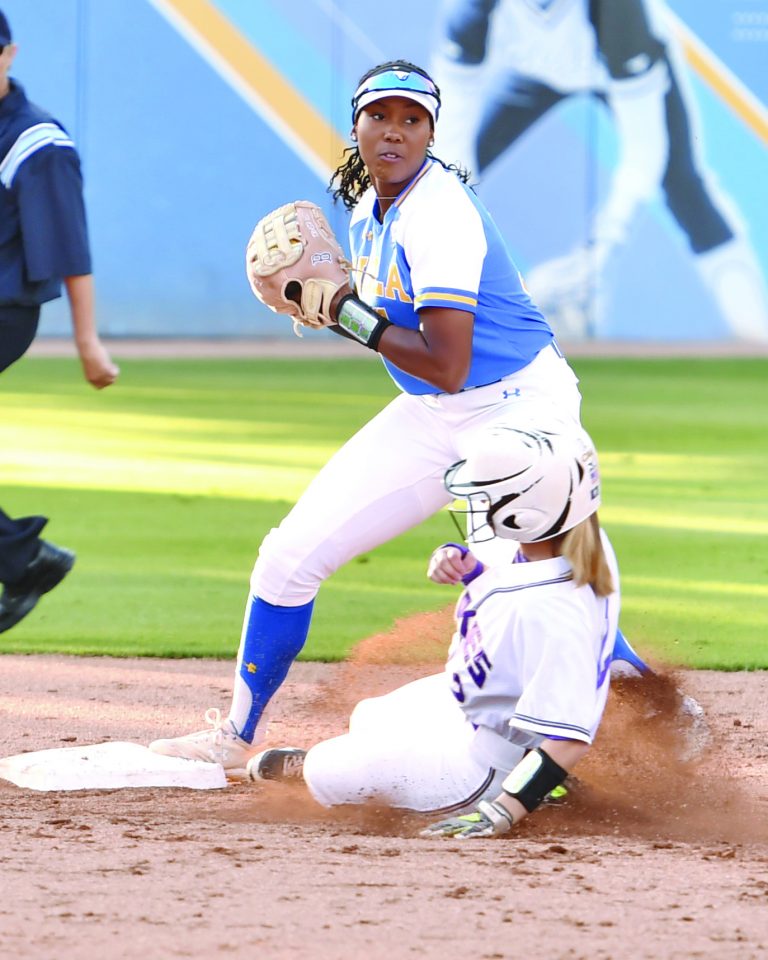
444;425;601;543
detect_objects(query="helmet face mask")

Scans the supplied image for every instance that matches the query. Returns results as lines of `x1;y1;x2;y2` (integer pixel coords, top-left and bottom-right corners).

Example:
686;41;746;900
445;427;601;544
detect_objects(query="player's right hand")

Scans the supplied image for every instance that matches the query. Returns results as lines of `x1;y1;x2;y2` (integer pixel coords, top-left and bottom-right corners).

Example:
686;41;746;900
427;544;482;585
420;809;496;839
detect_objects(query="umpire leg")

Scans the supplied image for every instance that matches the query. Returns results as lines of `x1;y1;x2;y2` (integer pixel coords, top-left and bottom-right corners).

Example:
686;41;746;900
0;305;48;584
0;509;48;585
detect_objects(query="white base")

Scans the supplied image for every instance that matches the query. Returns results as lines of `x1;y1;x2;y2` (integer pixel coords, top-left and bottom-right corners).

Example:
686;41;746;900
0;741;228;791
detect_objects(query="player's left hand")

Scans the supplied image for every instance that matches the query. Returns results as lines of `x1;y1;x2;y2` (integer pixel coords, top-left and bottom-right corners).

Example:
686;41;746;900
427;543;483;585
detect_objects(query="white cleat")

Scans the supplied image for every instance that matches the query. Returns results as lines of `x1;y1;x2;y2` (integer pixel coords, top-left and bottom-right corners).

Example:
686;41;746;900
148;708;259;776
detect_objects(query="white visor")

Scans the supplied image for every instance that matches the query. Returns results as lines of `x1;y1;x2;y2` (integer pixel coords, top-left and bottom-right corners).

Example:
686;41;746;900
353;89;438;124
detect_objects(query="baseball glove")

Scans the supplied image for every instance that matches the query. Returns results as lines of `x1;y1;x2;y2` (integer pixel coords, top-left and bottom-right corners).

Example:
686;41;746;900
246;200;350;334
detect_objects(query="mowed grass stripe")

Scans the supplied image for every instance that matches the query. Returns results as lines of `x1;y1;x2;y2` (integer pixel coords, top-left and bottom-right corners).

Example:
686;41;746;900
0;355;765;668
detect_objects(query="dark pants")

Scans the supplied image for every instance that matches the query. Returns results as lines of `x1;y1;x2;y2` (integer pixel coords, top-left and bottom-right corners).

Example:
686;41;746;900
1;304;47;584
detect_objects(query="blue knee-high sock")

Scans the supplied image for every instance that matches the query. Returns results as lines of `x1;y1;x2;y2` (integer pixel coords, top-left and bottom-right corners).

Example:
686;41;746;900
234;595;315;742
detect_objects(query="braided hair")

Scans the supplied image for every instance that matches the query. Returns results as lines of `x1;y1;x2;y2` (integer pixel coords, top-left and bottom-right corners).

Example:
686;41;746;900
329;59;470;211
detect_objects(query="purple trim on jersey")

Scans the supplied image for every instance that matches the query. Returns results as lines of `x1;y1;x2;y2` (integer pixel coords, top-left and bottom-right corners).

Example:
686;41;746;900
470;573;574;615
511;713;591;741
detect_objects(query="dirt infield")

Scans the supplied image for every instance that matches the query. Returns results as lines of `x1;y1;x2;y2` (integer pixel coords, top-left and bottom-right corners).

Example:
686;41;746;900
1;616;767;960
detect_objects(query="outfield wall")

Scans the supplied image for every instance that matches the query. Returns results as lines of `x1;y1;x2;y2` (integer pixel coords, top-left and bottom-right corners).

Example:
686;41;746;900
4;0;767;342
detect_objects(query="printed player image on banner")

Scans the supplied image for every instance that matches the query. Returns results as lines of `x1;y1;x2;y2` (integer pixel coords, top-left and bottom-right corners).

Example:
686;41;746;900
429;0;768;342
3;0;766;342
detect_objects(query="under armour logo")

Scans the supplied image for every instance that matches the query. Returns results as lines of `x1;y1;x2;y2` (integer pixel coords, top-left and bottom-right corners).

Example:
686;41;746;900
502;388;521;399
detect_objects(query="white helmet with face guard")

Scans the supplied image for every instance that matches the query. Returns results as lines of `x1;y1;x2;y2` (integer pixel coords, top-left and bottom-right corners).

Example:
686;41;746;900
444;425;601;544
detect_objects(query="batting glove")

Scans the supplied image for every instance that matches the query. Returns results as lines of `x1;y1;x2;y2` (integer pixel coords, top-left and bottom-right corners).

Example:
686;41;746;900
420;800;513;839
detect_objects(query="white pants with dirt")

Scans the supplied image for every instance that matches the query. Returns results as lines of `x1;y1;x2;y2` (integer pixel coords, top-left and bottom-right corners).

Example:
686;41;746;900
302;673;532;812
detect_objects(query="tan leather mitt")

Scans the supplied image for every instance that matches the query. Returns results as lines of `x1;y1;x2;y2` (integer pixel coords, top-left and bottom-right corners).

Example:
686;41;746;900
246;200;350;333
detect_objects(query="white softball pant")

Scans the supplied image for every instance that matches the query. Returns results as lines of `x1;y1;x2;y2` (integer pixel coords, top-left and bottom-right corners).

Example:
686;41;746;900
252;343;582;605
303;673;529;812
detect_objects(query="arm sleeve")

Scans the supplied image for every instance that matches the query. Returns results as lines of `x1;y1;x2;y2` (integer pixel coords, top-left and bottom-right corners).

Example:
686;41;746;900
588;0;666;79
13;144;92;282
510;600;602;744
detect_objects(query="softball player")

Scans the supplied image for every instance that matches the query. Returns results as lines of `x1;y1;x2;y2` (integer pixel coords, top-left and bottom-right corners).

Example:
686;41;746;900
150;61;600;772
431;0;768;341
249;426;618;839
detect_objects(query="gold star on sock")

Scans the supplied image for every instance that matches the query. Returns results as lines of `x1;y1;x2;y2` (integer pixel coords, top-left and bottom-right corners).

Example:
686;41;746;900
245;662;258;674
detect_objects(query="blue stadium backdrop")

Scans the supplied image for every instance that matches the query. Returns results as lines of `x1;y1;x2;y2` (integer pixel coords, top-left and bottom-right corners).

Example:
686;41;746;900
3;0;767;341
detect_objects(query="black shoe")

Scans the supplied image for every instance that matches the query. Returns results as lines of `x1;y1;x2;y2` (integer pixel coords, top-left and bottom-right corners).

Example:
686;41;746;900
247;748;306;782
0;540;76;633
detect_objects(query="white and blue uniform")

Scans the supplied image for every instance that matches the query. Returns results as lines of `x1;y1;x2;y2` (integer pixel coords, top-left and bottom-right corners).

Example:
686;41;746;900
303;545;620;812
348;158;552;394
230;154;584;744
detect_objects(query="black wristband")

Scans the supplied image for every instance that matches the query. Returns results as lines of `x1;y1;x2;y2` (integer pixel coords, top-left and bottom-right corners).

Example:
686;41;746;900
336;294;392;351
501;748;569;813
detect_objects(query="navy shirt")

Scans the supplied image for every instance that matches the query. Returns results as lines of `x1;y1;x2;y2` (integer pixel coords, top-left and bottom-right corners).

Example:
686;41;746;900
0;80;91;307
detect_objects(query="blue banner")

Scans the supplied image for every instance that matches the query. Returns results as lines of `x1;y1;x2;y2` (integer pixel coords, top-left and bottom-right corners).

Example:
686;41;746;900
3;0;767;341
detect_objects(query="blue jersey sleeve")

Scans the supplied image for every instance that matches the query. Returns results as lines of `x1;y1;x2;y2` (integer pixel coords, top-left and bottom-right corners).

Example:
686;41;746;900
13;144;92;282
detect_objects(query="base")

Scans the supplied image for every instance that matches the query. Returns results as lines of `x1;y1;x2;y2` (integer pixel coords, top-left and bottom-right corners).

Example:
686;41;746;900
0;741;228;791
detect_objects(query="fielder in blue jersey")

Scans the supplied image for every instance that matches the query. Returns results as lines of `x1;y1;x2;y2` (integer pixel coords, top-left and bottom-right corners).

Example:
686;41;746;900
0;10;118;634
346;155;553;395
150;59;639;772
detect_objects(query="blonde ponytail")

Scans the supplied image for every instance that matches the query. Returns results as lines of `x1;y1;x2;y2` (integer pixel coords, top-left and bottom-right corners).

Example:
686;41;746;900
562;513;614;597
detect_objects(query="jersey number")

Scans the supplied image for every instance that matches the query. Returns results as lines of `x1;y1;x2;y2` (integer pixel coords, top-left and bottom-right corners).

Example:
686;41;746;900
451;650;493;703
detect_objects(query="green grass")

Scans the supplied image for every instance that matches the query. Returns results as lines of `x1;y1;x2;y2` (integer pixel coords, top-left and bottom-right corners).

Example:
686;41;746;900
1;355;766;669
576;358;768;669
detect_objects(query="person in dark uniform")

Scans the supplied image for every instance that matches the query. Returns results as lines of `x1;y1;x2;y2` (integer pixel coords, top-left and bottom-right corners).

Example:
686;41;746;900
0;9;119;634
